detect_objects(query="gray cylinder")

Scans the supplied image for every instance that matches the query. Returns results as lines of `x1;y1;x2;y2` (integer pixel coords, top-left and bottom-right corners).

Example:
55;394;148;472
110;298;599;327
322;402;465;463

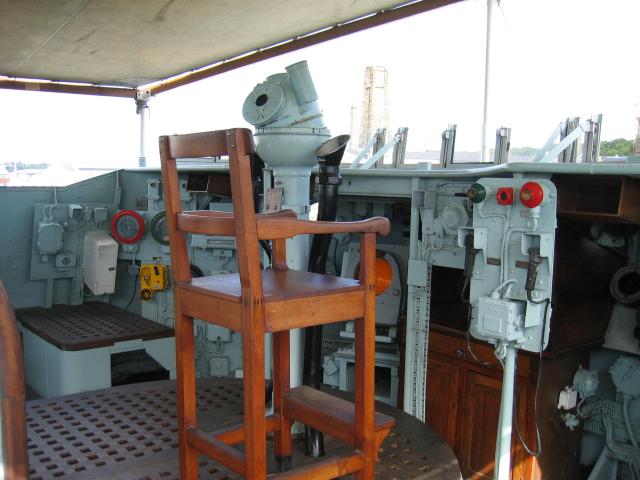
285;61;319;106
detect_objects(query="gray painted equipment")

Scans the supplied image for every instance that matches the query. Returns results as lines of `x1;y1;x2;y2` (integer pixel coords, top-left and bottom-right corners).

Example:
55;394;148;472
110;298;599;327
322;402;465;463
243;60;330;389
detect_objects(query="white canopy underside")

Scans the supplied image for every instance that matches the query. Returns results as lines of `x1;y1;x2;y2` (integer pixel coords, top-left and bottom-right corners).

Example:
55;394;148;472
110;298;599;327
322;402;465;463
0;0;453;90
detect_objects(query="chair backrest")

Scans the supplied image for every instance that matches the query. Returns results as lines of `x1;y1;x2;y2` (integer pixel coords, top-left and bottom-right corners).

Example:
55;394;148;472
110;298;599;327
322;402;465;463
159;128;264;298
0;281;28;480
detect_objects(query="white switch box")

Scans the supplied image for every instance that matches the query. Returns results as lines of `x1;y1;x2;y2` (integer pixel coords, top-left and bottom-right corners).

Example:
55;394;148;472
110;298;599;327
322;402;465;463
558;387;578;410
83;231;118;295
476;296;525;343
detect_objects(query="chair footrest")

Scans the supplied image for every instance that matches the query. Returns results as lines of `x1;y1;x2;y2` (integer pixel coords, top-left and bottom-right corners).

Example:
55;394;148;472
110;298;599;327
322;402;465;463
210;414;281;445
268;452;364;479
186;428;245;475
283;386;395;447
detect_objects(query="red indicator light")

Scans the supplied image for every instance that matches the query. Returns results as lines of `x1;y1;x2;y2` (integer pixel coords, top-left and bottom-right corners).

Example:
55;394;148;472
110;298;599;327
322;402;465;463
496;187;514;205
111;210;145;244
519;182;544;208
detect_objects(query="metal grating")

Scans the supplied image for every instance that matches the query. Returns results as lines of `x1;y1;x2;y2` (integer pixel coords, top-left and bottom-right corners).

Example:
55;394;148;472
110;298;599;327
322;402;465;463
27;379;242;480
27;378;460;479
17;302;174;351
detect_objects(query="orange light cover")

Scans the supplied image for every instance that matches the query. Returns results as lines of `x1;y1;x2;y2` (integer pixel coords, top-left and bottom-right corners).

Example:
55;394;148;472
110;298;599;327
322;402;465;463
355;257;393;295
374;258;393;295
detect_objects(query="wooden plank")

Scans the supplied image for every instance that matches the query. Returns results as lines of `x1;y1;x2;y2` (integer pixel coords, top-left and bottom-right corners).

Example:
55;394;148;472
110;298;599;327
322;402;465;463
211;414;281;445
159;135;192;283
283;386;394;448
268;452;364;479
355;232;377;479
182;270;362;303
226;128;268;479
429;330;532;378
0;79;136;97
265;290;365;332
257;216;390;240
186;428;246;475
272;238;288;271
177;210;298;237
273;330;293;460
0;282;28;480
262;270;362;300
179;289;242;332
177;213;235;236
161;132;201;479
174;312;198;479
168;130;229;159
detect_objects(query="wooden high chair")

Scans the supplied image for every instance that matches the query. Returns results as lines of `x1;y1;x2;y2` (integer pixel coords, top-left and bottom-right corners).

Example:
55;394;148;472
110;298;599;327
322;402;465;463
160;128;394;479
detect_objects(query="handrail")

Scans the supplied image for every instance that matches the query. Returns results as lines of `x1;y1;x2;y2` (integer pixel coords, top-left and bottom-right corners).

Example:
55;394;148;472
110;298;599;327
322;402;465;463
0;281;28;480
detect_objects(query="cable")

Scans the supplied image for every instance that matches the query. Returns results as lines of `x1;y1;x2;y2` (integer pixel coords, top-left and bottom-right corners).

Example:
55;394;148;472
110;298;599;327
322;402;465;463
492;278;518;298
259;239;272;261
125;274;139;310
465;303;493;367
332;236;341;274
513;298;551;457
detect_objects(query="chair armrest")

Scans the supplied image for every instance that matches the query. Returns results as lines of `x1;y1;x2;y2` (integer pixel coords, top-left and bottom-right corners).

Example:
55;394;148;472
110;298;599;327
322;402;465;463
177;209;297;236
257;216;390;240
181;209;296;219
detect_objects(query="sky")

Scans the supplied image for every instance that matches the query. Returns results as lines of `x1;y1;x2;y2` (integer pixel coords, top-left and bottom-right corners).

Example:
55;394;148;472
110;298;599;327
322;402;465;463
0;0;639;168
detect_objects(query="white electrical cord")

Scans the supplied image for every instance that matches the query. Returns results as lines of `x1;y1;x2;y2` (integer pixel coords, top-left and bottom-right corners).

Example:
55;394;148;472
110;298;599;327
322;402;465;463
491;279;518;299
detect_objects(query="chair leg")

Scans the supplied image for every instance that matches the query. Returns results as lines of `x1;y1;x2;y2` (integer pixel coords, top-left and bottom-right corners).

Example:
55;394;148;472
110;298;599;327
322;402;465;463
273;331;292;471
176;313;199;479
355;233;377;480
242;312;267;479
354;314;376;479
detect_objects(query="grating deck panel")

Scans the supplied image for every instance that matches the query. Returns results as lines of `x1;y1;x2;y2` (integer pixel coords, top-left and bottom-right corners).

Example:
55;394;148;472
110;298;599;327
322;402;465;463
27;378;460;479
17;302;174;351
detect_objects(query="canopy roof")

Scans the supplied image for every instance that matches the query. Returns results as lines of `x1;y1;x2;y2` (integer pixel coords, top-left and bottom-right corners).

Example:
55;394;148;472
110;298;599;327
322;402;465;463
0;0;459;97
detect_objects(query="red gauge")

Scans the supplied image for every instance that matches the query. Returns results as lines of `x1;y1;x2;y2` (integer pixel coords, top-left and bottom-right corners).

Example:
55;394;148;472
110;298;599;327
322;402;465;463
496;187;514;206
111;210;145;244
519;181;545;208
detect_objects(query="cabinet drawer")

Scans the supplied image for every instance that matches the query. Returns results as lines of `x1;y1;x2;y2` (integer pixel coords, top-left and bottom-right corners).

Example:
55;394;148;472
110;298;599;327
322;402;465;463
430;330;532;378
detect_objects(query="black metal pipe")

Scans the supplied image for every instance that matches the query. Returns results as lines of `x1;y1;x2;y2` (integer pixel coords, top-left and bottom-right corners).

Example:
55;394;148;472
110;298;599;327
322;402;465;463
302;135;349;457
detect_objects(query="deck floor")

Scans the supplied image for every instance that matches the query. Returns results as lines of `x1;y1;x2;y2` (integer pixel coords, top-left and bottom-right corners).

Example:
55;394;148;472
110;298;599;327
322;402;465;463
26;378;460;479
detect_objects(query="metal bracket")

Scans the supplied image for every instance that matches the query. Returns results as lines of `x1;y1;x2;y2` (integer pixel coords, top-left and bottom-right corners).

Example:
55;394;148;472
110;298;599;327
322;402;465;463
534;114;603;163
350;128;408;169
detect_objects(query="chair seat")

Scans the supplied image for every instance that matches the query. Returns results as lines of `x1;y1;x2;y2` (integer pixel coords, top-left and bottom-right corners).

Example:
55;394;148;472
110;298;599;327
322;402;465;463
181;269;363;302
178;270;366;333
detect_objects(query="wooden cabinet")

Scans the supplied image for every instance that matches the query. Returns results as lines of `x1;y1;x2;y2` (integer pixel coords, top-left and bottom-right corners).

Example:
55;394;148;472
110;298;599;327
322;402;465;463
426;352;460;446
426;329;537;480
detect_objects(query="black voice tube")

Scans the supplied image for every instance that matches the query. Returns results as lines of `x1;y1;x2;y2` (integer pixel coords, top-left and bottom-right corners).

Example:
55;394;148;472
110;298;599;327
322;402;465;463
302;134;350;458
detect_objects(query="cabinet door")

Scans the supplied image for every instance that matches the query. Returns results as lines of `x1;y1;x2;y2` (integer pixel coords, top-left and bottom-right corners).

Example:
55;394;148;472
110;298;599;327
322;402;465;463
458;368;530;480
425;352;460;447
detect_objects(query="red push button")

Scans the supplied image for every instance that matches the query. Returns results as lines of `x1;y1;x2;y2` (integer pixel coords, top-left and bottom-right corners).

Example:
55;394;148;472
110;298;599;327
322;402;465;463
496;187;514;205
519;181;544;208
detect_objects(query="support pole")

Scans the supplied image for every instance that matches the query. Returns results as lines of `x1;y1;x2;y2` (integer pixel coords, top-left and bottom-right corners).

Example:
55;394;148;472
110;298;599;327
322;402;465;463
494;343;516;480
480;0;494;163
136;91;150;168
